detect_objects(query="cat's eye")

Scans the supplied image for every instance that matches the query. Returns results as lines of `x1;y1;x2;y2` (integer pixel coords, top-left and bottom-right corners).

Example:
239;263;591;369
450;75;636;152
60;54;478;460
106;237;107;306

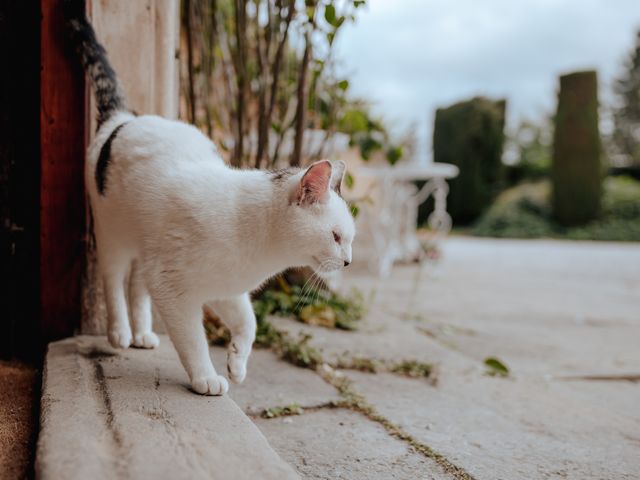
332;231;341;243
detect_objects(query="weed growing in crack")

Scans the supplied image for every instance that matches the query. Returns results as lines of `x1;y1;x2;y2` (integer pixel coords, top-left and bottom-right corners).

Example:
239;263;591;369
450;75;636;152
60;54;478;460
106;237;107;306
332;356;435;382
277;333;323;369
247;322;471;479
317;365;475;480
333;356;382;373
261;403;305;419
390;360;432;378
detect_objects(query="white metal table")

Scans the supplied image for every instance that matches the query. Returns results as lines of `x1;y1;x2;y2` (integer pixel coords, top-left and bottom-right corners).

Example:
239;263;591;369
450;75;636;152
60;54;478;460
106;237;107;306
356;162;459;276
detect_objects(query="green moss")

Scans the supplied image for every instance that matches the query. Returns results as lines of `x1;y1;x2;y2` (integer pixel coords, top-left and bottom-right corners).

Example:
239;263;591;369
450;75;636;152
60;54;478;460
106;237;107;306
333;356;382;373
390;360;432;378
254;316;323;370
277;333;323;369
261;403;304;419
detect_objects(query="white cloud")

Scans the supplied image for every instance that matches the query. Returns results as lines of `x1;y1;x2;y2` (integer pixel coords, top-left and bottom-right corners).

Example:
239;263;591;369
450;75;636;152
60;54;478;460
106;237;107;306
334;0;640;160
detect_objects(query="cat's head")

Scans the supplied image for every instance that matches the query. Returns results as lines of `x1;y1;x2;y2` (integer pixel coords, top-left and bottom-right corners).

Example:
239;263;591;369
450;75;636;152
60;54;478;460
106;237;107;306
281;160;355;272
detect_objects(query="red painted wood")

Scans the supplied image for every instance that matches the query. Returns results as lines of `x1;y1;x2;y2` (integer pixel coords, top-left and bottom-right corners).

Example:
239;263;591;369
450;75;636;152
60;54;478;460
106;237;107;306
40;0;86;341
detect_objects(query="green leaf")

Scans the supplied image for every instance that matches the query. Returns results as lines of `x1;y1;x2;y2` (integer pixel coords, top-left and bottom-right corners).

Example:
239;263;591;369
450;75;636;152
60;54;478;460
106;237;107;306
306;6;315;20
354;0;366;7
349;202;360;218
337;79;350;91
484;357;510;377
324;4;337;26
386;146;403;165
339;109;369;133
270;122;282;134
344;171;354;189
327;31;335;45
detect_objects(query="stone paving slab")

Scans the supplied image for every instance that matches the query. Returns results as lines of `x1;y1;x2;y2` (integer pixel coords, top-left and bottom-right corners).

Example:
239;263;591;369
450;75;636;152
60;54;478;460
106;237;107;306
258;238;640;480
345;370;640;480
36;336;299;480
255;409;450;480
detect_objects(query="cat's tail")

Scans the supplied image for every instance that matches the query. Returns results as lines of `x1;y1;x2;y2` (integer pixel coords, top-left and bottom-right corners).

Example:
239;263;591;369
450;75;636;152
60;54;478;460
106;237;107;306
63;0;128;128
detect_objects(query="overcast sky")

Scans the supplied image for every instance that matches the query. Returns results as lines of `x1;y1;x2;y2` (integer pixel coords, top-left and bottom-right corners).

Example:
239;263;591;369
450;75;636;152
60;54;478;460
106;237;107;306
334;0;640;161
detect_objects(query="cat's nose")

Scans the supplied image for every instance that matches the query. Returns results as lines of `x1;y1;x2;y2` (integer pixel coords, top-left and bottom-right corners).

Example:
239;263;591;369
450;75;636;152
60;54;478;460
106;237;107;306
343;260;351;267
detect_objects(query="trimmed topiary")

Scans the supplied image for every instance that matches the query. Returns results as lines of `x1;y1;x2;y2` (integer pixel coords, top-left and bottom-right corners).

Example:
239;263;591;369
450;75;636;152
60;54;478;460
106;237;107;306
433;97;506;224
552;70;602;226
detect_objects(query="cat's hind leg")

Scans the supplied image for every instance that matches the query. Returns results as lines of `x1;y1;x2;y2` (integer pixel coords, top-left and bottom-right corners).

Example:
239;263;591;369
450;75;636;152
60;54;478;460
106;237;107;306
100;254;133;349
128;259;159;349
205;293;256;384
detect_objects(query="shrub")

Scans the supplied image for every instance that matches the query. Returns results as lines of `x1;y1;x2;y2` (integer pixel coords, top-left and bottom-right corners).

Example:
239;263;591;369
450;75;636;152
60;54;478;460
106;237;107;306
472;182;554;238
552;71;602;226
473;177;640;241
433;97;507;224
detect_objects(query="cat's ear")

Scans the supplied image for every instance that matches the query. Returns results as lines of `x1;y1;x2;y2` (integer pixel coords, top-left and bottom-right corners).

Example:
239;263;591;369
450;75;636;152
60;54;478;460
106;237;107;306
296;160;332;205
329;160;346;195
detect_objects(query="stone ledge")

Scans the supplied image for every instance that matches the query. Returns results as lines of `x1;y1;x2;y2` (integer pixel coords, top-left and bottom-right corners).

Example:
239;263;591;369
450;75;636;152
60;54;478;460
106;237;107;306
36;335;299;480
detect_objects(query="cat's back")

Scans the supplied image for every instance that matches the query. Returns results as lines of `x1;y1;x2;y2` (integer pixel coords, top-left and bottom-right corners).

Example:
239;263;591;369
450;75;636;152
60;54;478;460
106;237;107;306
87;113;226;200
118;115;221;167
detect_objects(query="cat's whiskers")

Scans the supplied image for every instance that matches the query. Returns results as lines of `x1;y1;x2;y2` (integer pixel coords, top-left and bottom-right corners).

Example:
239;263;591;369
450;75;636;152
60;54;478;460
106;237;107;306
295;262;327;311
294;269;322;312
305;259;337;307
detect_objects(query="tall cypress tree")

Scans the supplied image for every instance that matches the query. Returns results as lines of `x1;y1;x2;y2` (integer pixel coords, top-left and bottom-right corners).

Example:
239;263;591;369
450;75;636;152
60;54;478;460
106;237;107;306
552;71;601;226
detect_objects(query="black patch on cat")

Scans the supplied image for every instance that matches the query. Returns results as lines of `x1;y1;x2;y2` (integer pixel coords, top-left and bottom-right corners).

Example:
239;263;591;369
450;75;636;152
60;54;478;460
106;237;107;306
96;122;128;195
269;168;300;183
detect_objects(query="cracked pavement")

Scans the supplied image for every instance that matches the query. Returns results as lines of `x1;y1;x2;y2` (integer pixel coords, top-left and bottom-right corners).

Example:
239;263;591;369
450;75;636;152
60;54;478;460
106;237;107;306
228;237;640;480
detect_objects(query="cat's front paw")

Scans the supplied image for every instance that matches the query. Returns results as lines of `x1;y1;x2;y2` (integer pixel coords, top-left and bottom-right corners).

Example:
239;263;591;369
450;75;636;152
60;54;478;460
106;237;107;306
227;354;247;384
227;342;249;384
191;374;229;396
132;332;160;349
108;329;132;349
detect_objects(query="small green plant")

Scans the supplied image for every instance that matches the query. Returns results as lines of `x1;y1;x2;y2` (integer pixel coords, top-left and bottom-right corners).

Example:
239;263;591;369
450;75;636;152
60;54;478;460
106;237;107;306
254;317;283;348
333;356;381;373
204;319;231;346
391;360;432;378
261;403;304;419
278;333;323;369
252;281;364;330
484;357;510;377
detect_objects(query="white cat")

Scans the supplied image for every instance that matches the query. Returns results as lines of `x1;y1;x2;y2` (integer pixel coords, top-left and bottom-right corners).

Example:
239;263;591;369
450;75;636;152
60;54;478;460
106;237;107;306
65;0;354;395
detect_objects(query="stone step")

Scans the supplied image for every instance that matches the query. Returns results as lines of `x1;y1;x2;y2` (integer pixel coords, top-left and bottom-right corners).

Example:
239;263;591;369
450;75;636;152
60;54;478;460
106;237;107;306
36;335;299;480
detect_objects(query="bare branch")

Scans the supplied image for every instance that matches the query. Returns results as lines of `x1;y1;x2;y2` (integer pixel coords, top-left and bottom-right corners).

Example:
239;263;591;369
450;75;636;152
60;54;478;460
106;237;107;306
290;32;312;167
184;0;197;124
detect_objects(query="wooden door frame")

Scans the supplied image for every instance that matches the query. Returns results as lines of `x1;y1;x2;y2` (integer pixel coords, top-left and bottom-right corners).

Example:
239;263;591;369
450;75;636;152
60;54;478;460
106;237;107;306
39;0;86;345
